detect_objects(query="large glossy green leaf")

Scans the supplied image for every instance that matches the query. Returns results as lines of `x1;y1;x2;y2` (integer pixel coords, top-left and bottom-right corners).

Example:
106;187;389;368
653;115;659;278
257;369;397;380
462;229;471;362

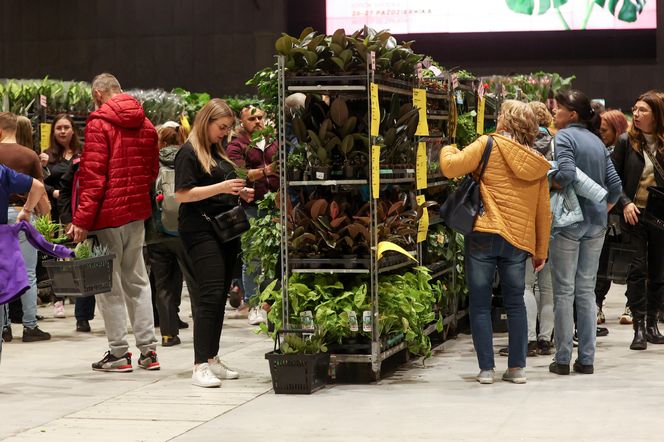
505;0;567;15
594;0;646;22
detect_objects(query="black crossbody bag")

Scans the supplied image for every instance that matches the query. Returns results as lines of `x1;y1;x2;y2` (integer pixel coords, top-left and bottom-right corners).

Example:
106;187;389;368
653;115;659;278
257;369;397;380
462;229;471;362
439;136;494;235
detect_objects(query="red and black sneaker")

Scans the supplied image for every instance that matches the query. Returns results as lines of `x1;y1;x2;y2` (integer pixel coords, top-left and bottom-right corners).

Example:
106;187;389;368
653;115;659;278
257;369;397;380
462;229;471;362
92;351;133;372
138;351;160;370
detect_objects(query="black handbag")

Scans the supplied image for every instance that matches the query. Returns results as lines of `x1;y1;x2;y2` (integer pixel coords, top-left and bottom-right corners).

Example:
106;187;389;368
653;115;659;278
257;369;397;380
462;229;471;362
439;135;494;235
202;204;250;243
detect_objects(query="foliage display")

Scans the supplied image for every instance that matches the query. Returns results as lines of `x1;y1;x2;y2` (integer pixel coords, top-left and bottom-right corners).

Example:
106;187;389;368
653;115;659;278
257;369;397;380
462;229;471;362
259;266;444;357
275;26;424;79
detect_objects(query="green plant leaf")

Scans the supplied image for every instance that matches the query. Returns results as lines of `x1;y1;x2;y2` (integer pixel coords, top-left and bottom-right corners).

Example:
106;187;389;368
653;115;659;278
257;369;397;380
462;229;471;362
505;0;567;14
594;0;646;22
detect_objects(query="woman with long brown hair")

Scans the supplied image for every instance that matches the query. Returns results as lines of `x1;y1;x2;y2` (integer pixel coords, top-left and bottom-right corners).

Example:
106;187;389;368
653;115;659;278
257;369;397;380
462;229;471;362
175;99;255;387
612;91;664;350
41;113;82;221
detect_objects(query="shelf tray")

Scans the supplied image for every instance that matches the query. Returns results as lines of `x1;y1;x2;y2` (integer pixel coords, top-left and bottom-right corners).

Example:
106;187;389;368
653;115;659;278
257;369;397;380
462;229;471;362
289;179;368;186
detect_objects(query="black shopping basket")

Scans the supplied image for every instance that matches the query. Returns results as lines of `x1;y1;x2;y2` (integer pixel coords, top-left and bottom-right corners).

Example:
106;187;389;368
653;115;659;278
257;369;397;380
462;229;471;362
42;254;115;297
265;329;330;394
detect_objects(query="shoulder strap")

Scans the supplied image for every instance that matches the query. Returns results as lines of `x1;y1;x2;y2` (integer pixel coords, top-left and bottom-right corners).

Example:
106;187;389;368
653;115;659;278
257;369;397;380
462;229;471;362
477;135;494;179
645;148;664;181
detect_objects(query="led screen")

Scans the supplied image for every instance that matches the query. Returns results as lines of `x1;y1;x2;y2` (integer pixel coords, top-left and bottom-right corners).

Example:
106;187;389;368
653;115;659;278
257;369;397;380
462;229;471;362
326;0;656;34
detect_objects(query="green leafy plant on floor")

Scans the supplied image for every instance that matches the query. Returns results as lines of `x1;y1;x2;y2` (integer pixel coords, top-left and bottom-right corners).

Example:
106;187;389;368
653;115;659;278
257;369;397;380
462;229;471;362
506;0;647;31
241;192;280;298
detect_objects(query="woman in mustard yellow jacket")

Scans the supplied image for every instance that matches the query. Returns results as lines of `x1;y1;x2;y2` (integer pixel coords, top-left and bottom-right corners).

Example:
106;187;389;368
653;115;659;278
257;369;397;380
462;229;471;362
440;100;551;385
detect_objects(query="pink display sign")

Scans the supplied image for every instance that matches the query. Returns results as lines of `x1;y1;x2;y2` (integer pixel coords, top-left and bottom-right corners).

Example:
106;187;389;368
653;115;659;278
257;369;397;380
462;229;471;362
326;0;657;34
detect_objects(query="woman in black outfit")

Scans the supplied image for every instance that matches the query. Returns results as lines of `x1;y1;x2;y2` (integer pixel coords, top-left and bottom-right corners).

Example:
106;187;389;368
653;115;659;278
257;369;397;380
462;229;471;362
41;114;86;321
611;91;664;350
174;99;255;388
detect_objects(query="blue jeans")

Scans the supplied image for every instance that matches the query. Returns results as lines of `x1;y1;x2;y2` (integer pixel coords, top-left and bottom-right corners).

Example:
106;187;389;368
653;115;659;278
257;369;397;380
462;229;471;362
466;232;528;370
7;207;38;329
241;205;261;302
549;224;606;365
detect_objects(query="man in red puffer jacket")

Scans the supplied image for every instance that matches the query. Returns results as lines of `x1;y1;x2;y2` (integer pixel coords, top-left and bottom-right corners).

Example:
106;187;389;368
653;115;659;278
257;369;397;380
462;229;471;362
69;73;160;373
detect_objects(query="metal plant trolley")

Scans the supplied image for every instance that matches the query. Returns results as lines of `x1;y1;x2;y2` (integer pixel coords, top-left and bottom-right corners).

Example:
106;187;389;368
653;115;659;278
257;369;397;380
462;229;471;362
277;55;464;380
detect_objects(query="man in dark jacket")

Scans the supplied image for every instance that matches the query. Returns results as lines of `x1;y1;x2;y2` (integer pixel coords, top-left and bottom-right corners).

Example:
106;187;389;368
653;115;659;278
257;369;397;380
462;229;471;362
69;73;160;372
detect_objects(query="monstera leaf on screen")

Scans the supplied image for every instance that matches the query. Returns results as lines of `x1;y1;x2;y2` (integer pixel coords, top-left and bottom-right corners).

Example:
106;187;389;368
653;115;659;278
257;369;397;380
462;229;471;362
505;0;568;15
593;0;647;22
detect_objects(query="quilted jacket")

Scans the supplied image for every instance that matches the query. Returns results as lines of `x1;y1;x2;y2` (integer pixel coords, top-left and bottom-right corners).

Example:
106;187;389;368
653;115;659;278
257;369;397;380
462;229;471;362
440;134;552;259
73;94;159;231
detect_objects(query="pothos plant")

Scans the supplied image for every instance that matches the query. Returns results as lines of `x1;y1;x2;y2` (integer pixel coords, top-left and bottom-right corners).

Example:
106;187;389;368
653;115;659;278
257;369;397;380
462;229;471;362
240;192;280;297
258;267;445;358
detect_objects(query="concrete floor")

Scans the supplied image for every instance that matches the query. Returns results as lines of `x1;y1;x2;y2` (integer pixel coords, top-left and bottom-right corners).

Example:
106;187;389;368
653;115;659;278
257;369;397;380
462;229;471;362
1;283;663;442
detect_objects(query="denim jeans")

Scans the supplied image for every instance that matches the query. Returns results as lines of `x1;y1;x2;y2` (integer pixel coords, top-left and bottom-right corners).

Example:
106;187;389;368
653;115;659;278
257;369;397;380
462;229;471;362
549;224;606;365
7;207;38;329
524;260;554;342
466;232;528;370
241;205;261;302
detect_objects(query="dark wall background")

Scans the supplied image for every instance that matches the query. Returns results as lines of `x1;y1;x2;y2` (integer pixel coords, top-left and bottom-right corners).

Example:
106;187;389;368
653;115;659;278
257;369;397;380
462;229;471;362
1;0;661;110
0;0;287;96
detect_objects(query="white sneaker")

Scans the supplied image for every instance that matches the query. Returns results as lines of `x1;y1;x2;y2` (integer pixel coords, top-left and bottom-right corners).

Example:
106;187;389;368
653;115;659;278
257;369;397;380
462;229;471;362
53;301;66;319
248;307;267;325
208;356;239;380
192;363;221;388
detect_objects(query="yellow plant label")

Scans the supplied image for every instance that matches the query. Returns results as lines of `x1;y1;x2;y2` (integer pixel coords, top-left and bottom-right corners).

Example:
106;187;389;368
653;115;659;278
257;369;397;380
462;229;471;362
416;195;429;243
180;114;191;133
39;123;52;151
476;96;486;135
371;145;381;198
370;83;380;137
416;141;427;189
377;241;417;262
413;88;429;136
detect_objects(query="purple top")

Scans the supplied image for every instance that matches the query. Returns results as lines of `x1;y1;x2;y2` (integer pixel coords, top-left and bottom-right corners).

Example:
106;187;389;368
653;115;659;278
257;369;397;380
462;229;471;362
0;221;75;305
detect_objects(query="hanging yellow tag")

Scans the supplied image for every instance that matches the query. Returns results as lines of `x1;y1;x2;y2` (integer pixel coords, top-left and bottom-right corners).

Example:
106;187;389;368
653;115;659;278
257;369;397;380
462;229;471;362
370;83;380;137
476;96;486;135
180;114;191;133
377;241;417;261
371;145;381;199
416;141;427;189
413;88;429;136
39;123;52;151
416;195;429;243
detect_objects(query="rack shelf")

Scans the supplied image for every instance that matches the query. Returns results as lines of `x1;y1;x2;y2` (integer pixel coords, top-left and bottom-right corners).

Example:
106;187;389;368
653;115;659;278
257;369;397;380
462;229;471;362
288;179;368;186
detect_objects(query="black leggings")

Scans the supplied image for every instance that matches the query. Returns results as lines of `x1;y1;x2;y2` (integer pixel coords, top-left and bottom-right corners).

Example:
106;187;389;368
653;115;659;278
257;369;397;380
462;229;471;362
180;230;240;364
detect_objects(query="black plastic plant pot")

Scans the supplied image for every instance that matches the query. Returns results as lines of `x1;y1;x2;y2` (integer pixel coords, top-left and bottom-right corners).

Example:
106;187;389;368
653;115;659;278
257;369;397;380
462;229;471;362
312;166;330;180
289;169;303;181
343;165;355;179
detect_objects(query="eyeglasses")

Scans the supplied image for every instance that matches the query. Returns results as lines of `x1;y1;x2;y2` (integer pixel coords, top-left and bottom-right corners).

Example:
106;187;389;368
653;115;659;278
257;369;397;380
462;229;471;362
632;106;651;115
214;122;234;132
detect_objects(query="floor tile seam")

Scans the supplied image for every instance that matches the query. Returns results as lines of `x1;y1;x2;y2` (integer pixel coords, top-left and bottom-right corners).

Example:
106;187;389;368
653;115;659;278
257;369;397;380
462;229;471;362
59;416;208;423
164;388;274;441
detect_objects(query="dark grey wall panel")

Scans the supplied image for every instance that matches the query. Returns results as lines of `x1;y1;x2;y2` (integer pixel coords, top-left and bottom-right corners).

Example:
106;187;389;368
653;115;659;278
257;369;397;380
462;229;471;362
0;0;286;97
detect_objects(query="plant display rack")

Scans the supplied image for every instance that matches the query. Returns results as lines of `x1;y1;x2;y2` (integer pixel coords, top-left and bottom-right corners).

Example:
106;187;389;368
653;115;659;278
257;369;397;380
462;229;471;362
277;52;467;381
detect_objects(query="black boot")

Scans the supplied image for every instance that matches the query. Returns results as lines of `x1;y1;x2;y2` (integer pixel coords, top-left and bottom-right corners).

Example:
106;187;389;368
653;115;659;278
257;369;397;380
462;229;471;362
646;317;664;344
630;317;647;350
